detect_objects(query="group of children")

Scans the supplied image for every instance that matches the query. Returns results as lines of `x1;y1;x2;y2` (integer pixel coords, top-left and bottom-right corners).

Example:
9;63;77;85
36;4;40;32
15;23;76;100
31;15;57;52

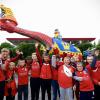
0;43;100;100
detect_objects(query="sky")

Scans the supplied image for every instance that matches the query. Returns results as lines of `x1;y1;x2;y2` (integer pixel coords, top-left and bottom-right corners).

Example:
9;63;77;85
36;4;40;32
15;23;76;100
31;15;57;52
0;0;100;44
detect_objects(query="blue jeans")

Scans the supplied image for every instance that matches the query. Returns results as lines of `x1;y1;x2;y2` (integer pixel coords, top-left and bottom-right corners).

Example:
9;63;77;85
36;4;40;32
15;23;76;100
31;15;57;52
18;85;28;100
52;80;60;100
60;87;74;100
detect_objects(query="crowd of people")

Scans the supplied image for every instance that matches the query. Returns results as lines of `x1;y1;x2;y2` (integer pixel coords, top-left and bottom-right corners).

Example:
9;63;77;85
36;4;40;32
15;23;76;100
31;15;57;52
0;42;100;100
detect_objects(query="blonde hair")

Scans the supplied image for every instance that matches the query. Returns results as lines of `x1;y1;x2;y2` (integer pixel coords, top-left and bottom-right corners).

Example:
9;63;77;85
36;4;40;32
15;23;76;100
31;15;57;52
9;62;15;65
64;56;71;61
1;48;9;53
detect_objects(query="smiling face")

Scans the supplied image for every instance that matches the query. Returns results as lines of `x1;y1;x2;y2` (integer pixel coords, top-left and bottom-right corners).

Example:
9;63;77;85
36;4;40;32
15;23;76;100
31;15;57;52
32;53;38;62
64;57;70;65
1;48;10;60
18;60;25;67
43;55;50;62
9;62;15;70
74;56;80;62
86;56;93;64
76;62;83;71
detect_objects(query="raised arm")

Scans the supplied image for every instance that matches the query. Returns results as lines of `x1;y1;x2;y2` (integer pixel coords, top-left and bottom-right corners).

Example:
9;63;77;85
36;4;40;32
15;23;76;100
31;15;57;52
10;50;23;62
90;50;99;68
35;43;43;67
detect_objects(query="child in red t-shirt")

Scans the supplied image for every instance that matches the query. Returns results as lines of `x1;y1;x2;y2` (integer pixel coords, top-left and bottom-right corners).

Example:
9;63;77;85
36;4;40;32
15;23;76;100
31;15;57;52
35;43;52;100
5;62;17;100
51;55;62;100
40;54;52;100
30;52;41;100
15;59;29;100
74;62;95;100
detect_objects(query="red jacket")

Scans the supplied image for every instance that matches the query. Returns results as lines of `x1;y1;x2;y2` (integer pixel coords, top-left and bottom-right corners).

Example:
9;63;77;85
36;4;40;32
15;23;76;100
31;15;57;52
16;66;29;85
86;61;100;85
36;47;52;79
31;61;40;78
57;61;64;67
52;68;58;80
58;65;75;88
86;64;92;76
0;68;5;82
92;61;100;85
9;54;21;62
40;63;52;79
0;60;8;82
5;69;17;96
75;70;94;91
51;61;63;81
0;54;20;82
36;48;43;67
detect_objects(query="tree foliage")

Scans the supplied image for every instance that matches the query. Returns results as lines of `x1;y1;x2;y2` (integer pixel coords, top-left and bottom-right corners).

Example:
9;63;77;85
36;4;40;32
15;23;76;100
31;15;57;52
77;42;93;53
0;40;99;59
16;42;35;58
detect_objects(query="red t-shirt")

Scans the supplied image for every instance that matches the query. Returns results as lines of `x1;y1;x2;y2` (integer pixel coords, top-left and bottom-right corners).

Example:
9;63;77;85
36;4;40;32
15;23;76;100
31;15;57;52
40;63;52;79
52;61;64;81
0;60;9;82
5;69;17;96
76;70;94;91
0;54;20;82
52;68;58;80
92;61;100;85
16;66;29;85
86;61;100;85
31;61;40;78
58;65;75;88
0;68;5;81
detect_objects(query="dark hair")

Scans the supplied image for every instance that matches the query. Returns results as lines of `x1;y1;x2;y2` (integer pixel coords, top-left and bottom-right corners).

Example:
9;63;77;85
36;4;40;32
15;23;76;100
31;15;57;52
18;59;25;61
95;48;99;51
55;29;59;32
43;52;49;57
25;56;32;60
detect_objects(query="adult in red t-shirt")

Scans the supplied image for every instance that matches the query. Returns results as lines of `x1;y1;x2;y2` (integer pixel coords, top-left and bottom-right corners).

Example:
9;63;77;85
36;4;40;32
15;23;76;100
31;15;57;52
58;57;75;100
86;49;100;100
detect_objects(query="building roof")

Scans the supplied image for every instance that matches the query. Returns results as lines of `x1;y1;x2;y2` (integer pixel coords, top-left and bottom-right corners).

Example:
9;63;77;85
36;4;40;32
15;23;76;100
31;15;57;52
6;38;95;41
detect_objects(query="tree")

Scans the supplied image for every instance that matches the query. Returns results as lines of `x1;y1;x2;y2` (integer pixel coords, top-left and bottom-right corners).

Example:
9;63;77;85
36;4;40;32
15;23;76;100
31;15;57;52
96;41;100;49
0;42;14;49
16;42;35;58
93;42;96;48
77;41;93;53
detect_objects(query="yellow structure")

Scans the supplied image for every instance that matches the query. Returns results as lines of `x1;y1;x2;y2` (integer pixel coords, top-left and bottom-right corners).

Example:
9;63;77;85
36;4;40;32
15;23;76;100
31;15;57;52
0;4;17;25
